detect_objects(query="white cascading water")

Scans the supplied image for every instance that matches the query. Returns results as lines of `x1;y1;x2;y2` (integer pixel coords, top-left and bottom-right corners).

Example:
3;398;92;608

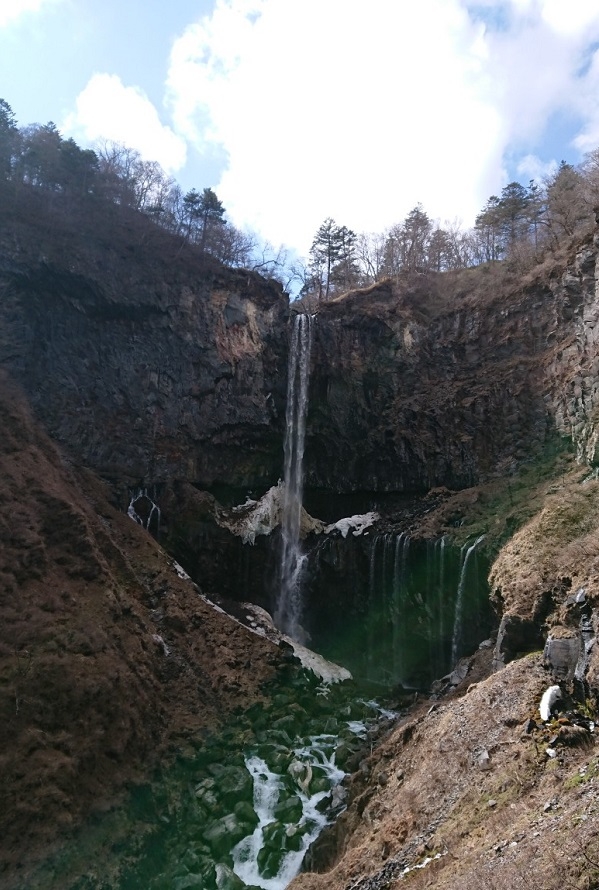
127;488;161;536
437;535;447;643
275;314;312;640
392;532;410;683
451;534;485;663
232;737;345;890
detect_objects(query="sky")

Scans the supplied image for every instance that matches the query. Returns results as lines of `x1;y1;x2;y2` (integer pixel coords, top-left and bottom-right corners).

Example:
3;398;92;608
3;0;599;256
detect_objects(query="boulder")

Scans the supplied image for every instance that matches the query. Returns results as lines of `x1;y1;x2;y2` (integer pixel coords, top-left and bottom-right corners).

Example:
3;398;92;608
543;632;581;680
204;813;247;857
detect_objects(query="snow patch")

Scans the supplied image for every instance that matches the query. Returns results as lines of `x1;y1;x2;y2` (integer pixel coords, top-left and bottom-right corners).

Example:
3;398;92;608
151;634;170;656
172;560;190;580
539;684;562;721
288;638;352;683
238;604;351;683
325;511;379;538
217;483;282;544
219;482;325;543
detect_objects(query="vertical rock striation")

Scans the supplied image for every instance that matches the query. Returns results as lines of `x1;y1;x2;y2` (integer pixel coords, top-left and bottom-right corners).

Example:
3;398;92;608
305;247;599;493
0;223;289;489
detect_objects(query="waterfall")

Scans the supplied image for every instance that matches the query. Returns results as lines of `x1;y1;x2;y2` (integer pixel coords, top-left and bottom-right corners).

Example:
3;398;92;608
275;314;312;640
391;533;410;684
438;535;447;643
306;529;491;687
366;535;379;675
427;535;448;679
127;488;161;538
451;534;485;663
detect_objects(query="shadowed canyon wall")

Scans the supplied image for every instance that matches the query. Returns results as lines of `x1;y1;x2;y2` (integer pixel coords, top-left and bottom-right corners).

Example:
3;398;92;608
0;214;289;490
304;243;599;493
2;209;599;503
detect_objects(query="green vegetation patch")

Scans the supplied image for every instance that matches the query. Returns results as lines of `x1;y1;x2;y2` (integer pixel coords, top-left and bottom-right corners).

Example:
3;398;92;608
433;436;575;555
564;756;599;789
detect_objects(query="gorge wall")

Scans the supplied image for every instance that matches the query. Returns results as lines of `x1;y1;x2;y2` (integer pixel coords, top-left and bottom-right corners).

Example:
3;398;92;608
3;201;599;886
3;204;599;505
0;208;289;491
305;243;599;493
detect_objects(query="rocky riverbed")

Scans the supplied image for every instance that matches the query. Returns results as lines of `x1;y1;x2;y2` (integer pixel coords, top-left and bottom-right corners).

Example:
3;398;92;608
24;657;399;890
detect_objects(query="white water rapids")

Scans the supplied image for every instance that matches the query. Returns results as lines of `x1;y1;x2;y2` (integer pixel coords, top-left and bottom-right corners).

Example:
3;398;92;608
232;735;345;889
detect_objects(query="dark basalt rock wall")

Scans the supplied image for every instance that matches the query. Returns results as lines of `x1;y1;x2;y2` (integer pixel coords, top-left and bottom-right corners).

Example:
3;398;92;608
0;218;289;490
2;207;598;503
304;272;578;493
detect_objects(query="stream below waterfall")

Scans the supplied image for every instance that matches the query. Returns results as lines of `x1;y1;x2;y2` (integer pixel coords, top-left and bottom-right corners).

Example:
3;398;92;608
231;738;345;889
40;663;397;890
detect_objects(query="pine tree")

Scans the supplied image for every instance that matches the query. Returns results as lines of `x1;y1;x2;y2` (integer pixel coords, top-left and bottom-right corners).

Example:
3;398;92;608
182;187;225;251
308;218;357;300
197;187;225;253
496;181;531;249
0;99;18;181
545;161;587;241
401;204;433;271
474;195;503;261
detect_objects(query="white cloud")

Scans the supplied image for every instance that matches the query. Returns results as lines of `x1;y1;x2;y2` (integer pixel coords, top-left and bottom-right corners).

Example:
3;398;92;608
0;0;58;29
541;0;599;37
166;0;599;254
63;73;187;173
572;48;599;154
479;1;599;150
516;153;558;183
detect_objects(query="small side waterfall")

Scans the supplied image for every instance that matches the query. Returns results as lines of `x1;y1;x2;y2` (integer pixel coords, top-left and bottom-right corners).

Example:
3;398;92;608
451;534;485;663
275;314;312;640
305;531;492;687
127;488;161;538
392;533;410;682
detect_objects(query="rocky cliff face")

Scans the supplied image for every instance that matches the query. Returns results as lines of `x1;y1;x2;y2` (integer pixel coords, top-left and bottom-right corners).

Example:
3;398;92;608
304;243;599;493
0;212;289;490
546;239;599;463
3;206;598;503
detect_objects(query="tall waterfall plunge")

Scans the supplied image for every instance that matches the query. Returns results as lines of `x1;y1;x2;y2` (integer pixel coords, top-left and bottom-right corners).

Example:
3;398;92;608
275;314;312;641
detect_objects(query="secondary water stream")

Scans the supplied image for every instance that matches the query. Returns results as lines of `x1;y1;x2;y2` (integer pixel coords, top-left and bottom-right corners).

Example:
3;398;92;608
451;534;486;663
81;671;395;890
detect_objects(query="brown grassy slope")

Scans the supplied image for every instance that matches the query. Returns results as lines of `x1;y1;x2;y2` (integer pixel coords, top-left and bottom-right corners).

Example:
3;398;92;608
291;460;599;890
291;654;599;890
0;371;279;881
489;475;599;619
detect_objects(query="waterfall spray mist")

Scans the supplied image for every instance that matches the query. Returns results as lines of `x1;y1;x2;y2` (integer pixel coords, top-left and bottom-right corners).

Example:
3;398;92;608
275;314;312;640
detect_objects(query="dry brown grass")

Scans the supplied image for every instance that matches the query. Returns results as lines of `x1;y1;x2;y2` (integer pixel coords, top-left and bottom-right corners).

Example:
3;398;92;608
291;647;599;890
489;473;599;618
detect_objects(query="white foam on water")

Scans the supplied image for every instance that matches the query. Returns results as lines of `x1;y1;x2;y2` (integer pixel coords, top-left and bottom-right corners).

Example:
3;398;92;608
232;734;345;890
